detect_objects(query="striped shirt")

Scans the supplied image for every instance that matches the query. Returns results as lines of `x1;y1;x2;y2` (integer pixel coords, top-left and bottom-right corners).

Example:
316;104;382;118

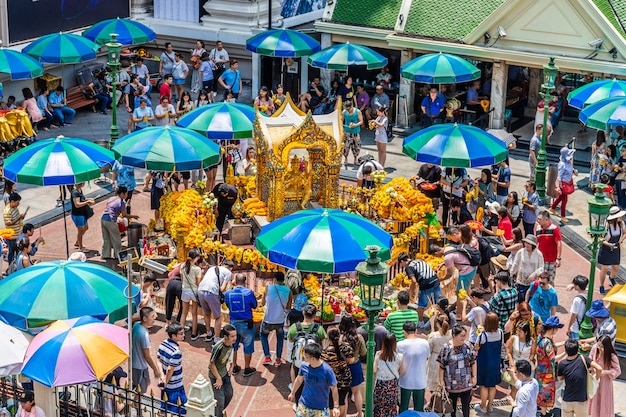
490;287;519;331
384;309;419;341
157;338;183;390
3;205;21;239
596;317;616;344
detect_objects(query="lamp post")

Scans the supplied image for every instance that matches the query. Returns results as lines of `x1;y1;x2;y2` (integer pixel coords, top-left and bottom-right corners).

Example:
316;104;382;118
106;33;121;147
535;57;559;200
579;184;612;340
356;245;389;417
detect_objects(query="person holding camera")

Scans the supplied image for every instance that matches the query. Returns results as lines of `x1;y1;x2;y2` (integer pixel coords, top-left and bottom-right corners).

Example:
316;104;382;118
224;273;258;377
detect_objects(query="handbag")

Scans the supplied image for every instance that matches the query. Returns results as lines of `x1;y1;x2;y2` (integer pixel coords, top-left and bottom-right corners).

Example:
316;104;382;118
580;354;599;399
215;266;226;304
561;180;575;195
428;386;453;414
85;205;94;219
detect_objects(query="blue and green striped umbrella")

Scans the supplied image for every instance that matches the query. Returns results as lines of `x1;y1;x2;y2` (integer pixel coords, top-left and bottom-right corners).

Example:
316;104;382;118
579;96;626;130
3;136;115;186
567;79;626;109
402;123;507;167
307;43;388;71
23;33;99;64
0;49;44;80
401;52;480;84
246;29;320;57
0;261;138;331
177;102;257;140
112;125;221;171
255;208;392;273
82;18;156;46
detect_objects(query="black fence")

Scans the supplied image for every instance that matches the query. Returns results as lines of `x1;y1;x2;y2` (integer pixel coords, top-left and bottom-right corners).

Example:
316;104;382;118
1;377;185;417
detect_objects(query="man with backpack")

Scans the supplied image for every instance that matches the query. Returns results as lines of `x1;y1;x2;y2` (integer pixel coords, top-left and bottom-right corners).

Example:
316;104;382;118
287;304;327;406
566;275;588;340
398;252;441;322
224;273;258;377
525;271;558;322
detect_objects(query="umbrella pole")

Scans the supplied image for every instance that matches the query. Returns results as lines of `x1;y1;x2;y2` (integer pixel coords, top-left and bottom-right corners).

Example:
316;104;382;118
62;193;70;258
127;261;133;387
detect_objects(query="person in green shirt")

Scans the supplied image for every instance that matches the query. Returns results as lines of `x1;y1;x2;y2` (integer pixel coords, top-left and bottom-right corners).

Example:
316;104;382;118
209;324;237;417
384;290;419;341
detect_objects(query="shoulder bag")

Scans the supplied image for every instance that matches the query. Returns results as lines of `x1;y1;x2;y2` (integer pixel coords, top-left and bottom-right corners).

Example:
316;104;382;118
580;354;599;399
215;266;225;304
182;265;200;304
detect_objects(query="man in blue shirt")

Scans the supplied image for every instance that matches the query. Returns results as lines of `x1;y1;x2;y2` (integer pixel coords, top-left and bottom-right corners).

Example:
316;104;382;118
526;272;558;322
132;307;164;392
111;161;137;213
48;86;76;126
521;181;540;237
224;273;258;377
37;88;58;127
420;87;445;127
366;85;390;121
218;59;242;99
493;158;511;205
17;224;44;257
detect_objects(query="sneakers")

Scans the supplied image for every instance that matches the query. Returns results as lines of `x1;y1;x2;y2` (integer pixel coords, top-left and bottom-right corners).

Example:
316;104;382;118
243;367;256;377
561;217;569;223
205;335;212;342
262;357;273;366
232;365;241;375
599;286;606;295
548;208;558;216
610;277;618;286
190;333;198;341
275;359;282;366
184;325;191;331
474;404;488;413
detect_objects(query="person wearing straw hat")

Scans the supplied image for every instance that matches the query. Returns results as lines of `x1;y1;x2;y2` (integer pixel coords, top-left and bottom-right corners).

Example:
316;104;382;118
510;234;544;302
597;206;626;294
580;300;617;346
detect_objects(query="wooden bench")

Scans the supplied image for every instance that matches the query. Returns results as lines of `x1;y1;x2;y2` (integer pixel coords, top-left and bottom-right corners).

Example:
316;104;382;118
66;83;97;112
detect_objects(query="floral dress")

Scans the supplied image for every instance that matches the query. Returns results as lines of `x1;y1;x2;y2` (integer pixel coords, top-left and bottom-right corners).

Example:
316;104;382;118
590;142;607;185
536;336;556;408
374;351;403;417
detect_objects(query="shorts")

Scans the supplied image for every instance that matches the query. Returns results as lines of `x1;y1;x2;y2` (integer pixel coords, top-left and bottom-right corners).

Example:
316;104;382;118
232;320;255;354
71;214;87;227
375;131;388;144
199;291;222;317
457;269;476;291
295;402;329;417
329;387;351;408
161;386;187;414
417;285;441;309
348;361;364;386
287;310;304;326
202;79;214;92
132;367;150;393
151;186;165;210
544;262;557;281
181;171;191;180
173;78;186;85
181;289;197;303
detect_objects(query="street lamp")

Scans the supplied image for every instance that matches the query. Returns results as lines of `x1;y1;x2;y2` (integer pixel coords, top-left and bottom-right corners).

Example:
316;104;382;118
356;245;389;417
535;57;559;200
579;184;612;340
106;33;121;147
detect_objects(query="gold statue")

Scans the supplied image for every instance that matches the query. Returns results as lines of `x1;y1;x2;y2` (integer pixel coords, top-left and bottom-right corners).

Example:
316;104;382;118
284;154;313;210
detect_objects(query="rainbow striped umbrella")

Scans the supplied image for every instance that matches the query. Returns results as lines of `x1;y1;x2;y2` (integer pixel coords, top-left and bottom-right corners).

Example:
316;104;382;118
112;125;221;171
23;33;98;64
0;261;138;331
255;208;392;273
82;17;156;46
246;29;320;57
21;316;128;387
579;96;626;130
401;52;480;84
307;43;388;71
3;136;115;186
177;102;258;140
567;79;626;109
0;48;44;80
402;123;507;167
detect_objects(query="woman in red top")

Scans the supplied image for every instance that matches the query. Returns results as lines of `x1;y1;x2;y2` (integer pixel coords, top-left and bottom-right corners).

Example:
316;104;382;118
497;207;513;240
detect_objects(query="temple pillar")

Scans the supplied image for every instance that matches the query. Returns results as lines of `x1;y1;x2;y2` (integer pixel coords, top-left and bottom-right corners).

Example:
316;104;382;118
490;61;508;129
397;50;416;127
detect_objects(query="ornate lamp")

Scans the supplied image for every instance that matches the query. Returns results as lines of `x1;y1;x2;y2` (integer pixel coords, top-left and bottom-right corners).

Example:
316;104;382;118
356;245;389;417
106;33;122;146
579;184;612;340
535;57;559;199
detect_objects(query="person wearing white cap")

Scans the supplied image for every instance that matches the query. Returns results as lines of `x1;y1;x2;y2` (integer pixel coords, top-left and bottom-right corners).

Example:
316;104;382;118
597;205;626;294
548;147;578;223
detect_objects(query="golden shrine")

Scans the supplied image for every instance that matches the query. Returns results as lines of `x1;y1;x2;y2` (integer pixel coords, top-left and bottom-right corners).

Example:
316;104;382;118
254;94;344;220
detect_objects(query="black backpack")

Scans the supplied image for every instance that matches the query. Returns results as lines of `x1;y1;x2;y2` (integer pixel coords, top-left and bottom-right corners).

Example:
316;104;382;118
450;243;481;267
476;236;495;266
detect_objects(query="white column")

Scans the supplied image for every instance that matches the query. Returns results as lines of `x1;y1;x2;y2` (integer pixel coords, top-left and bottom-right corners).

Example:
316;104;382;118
490;61;507;129
252;53;260;99
398;49;416;127
186;374;217;417
319;33;333;91
300;57;308;94
34;383;57;417
527;68;542;117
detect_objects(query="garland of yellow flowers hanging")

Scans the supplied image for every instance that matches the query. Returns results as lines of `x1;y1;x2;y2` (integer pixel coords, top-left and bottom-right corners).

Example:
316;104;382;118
159;189;217;249
369;177;436;221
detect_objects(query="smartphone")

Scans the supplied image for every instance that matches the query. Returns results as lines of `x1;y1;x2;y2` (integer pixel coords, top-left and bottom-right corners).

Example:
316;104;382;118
503;359;510;369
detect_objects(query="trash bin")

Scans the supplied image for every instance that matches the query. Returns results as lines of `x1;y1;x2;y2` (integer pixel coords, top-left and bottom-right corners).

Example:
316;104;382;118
128;223;144;250
547;163;559;198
